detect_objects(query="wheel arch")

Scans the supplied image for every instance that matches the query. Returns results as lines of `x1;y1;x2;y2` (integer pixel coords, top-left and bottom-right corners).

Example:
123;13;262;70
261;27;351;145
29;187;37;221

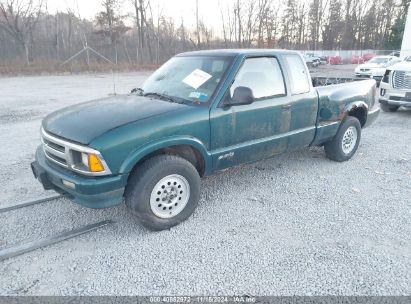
344;101;368;127
120;137;211;177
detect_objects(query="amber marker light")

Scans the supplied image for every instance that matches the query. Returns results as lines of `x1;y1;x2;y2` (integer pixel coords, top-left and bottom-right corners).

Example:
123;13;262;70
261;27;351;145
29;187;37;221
88;153;105;172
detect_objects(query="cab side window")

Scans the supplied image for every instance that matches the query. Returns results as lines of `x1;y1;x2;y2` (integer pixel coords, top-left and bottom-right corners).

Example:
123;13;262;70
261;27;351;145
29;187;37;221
284;54;310;95
230;57;286;99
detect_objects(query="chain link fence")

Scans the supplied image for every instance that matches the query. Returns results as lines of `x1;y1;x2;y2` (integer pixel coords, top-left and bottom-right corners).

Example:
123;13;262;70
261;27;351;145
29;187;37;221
301;49;411;65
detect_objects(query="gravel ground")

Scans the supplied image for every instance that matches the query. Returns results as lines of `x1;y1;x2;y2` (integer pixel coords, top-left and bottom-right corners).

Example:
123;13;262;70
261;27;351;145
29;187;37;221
310;64;360;78
0;67;410;296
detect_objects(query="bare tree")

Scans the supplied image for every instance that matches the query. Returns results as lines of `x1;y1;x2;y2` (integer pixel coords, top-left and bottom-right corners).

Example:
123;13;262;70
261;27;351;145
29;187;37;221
196;0;200;47
95;0;129;64
295;1;307;49
322;0;343;49
130;0;146;63
308;0;328;50
256;0;271;47
280;0;298;48
0;0;408;72
0;0;43;65
218;0;228;46
234;0;242;47
243;0;256;47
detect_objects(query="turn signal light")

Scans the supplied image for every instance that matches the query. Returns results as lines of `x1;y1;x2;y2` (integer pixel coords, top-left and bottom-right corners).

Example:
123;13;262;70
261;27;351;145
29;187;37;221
89;154;104;172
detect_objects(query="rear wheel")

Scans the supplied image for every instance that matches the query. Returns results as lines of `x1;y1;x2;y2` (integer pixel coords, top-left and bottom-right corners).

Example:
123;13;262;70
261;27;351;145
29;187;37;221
125;155;200;230
324;117;361;162
380;103;399;112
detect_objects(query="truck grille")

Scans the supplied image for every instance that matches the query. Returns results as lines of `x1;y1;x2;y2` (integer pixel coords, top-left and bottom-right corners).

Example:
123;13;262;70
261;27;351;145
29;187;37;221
41;131;69;168
393;71;411;90
40;128;112;176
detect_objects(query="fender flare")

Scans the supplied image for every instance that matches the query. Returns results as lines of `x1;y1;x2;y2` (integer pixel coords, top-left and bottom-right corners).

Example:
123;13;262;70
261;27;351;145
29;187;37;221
343;101;369;125
119;136;212;175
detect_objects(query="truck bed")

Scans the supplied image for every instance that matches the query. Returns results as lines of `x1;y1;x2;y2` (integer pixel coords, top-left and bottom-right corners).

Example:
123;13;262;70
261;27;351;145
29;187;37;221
311;78;377;146
312;76;368;87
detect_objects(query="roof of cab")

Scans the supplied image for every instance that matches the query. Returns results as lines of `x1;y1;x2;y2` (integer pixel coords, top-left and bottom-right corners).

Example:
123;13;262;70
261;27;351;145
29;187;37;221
176;49;301;57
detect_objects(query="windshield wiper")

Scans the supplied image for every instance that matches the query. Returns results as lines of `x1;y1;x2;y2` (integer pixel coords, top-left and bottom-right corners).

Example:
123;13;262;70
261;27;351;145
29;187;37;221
144;92;183;104
131;87;144;95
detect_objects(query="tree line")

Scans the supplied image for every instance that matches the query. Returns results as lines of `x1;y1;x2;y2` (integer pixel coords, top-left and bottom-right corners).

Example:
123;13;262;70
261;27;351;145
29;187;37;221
0;0;409;70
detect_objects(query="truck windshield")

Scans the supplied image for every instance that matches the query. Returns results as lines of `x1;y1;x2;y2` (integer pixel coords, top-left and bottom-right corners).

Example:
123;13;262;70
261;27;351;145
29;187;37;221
141;56;233;105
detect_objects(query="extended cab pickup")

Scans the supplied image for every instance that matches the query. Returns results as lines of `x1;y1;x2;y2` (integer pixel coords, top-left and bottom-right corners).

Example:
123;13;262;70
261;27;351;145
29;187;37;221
32;49;380;230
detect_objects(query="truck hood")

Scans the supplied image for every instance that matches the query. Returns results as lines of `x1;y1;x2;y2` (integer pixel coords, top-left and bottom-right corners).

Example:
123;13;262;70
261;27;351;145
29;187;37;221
42;94;187;145
389;61;411;71
358;62;385;69
371;67;386;76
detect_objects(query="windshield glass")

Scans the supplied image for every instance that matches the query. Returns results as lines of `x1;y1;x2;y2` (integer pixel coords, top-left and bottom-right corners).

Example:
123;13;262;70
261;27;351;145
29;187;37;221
368;57;389;64
141;56;233;105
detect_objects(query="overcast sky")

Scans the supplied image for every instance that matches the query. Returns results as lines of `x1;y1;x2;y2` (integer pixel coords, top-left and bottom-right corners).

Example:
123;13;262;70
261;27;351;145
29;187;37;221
47;0;225;30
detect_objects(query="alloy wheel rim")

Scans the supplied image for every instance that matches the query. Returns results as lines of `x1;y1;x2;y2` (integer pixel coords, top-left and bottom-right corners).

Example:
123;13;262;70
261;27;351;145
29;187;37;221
150;174;190;219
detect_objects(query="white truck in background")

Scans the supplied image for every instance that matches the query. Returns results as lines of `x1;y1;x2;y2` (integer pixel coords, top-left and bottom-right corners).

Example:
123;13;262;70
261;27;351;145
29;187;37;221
379;57;411;112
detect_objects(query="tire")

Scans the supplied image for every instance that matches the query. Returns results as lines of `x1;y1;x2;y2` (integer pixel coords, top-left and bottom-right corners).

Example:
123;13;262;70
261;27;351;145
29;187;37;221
380;103;399;112
324;116;361;162
125;155;201;231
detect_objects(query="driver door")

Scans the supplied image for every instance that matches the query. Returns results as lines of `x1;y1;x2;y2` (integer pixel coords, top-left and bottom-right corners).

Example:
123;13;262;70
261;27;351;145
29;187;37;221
210;56;291;171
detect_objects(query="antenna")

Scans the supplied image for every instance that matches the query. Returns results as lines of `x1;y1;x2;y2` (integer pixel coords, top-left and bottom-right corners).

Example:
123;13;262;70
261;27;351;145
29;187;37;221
61;46;117;95
63;1;117;96
112;63;117;96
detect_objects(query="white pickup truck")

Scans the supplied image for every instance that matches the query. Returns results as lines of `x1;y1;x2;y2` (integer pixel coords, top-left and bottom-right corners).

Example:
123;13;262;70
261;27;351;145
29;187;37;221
379;57;411;112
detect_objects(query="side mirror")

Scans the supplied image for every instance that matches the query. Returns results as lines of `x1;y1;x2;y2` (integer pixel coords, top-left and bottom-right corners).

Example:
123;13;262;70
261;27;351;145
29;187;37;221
228;86;254;106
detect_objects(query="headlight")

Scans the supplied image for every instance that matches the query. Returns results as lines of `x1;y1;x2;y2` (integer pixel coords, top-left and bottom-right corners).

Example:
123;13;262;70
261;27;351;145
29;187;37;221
70;149;110;175
382;70;391;83
81;152;89;168
74;151;105;173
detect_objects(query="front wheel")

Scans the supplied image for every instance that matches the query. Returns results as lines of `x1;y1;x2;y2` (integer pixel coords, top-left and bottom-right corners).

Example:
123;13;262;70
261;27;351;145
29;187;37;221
324;117;361;162
125;155;200;230
380;103;399;112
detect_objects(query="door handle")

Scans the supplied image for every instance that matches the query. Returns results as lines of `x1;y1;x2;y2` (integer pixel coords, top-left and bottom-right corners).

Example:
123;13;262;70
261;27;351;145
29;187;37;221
282;104;292;110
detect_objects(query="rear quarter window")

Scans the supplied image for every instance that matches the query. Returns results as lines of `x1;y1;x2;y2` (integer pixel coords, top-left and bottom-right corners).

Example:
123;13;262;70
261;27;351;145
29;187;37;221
284;54;311;95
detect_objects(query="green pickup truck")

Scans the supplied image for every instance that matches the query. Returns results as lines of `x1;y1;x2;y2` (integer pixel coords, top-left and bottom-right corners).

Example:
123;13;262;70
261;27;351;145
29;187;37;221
32;49;380;230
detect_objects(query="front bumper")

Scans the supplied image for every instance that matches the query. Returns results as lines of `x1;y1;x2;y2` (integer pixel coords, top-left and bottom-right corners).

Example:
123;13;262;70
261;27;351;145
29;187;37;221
379;83;411;108
355;72;372;78
32;146;128;209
